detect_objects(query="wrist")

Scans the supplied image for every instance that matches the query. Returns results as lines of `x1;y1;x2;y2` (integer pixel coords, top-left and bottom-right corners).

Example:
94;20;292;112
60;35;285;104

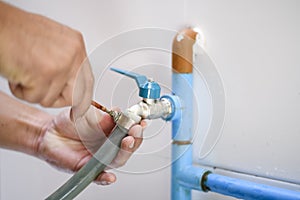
20;108;53;157
0;92;52;156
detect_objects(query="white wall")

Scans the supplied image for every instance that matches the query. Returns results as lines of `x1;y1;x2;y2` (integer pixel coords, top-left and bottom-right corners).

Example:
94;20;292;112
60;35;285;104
189;0;300;183
0;1;183;200
1;0;299;200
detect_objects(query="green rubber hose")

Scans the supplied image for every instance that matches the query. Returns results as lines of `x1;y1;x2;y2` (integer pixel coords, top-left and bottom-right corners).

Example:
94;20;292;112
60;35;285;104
46;125;128;200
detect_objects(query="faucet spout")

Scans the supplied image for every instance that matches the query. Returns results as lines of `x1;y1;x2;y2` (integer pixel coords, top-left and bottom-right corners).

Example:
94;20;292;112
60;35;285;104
126;98;173;120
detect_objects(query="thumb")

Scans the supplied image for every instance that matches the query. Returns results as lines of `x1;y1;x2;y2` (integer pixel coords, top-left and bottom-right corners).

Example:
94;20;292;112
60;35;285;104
71;61;94;119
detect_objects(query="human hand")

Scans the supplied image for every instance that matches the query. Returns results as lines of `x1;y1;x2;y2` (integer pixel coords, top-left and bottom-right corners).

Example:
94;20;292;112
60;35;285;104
0;2;93;112
36;107;144;185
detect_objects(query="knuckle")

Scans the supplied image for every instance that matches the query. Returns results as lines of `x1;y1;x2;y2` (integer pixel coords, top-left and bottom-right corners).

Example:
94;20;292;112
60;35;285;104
72;31;85;51
24;91;43;103
65;30;86;70
9;85;21;97
9;82;38;103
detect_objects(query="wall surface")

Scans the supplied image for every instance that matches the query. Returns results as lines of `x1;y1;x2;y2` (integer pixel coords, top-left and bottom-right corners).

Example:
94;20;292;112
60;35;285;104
189;0;300;185
0;0;299;200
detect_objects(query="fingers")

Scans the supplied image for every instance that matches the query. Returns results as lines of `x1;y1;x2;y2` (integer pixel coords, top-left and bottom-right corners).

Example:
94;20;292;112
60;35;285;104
109;124;143;169
91;121;146;186
122;124;143;150
71;61;94;118
40;78;69;107
72;107;106;152
94;171;116;186
9;76;72;108
98;107;146;136
139;120;148;130
9;81;49;104
99;113;115;136
6;21;93;109
53;109;81;140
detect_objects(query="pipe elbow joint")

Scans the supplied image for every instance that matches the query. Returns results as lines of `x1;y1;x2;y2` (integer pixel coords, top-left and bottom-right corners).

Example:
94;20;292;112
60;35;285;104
177;166;211;192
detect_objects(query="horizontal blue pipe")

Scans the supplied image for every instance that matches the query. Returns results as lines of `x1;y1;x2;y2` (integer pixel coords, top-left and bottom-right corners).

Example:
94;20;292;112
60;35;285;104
176;166;300;200
177;166;210;192
205;173;300;200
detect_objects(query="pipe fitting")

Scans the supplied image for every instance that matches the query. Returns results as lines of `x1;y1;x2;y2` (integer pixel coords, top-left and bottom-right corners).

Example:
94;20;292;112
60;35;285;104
172;28;198;73
177;166;211;192
126;97;173;120
116;112;141;130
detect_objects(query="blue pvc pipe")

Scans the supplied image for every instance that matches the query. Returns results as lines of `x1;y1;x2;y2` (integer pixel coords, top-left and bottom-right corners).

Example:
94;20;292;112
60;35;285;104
172;144;193;200
170;73;300;200
169;47;300;200
205;173;300;200
171;73;193;200
176;165;300;200
177;166;209;192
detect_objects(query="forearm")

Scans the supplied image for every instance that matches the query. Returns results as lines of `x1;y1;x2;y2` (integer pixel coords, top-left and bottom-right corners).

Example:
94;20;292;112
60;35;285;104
0;91;52;156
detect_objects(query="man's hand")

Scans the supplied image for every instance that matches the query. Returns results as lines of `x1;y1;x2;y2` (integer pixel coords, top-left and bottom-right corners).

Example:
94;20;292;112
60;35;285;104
0;2;93;110
37;108;144;185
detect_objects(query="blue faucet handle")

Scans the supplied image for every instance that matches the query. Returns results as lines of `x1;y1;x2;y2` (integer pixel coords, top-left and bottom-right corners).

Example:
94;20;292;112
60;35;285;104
110;67;161;99
110;67;148;87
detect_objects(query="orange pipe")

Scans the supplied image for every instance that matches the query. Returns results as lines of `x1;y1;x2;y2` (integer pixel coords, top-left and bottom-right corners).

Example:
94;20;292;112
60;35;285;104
172;28;198;73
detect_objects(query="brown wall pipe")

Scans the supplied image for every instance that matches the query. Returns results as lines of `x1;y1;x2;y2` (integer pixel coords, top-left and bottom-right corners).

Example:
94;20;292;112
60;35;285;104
172;28;198;73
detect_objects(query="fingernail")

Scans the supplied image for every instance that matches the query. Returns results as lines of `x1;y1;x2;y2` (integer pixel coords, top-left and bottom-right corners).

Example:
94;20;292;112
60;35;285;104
134;126;143;138
99;181;111;185
129;140;135;149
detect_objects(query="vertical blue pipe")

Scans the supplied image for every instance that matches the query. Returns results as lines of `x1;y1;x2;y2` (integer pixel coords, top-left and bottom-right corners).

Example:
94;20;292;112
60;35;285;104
171;73;193;200
170;28;300;200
